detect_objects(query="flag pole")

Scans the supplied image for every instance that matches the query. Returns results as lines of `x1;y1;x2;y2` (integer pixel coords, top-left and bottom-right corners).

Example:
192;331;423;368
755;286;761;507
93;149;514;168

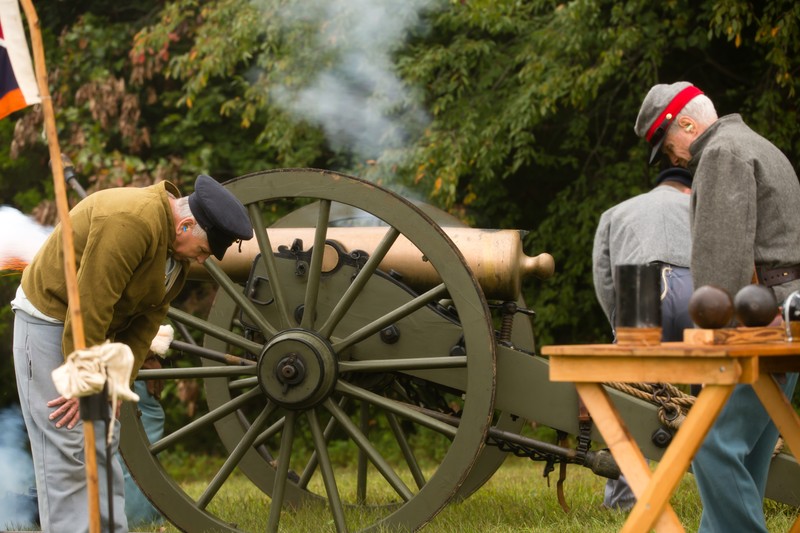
17;2;100;532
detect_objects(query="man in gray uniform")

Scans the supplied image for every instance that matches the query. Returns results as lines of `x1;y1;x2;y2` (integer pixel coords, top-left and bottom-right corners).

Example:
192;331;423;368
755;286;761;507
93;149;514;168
592;166;694;510
635;81;800;533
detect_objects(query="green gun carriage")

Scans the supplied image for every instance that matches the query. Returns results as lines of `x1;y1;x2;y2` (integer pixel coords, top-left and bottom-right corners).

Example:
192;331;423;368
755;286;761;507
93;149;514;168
119;168;800;532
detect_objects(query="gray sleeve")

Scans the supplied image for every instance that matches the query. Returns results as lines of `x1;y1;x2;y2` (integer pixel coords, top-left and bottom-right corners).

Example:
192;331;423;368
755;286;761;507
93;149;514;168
592;212;616;328
691;146;756;298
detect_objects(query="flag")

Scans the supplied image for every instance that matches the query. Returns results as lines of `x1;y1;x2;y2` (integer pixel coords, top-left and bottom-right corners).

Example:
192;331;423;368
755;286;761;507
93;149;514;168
0;0;39;119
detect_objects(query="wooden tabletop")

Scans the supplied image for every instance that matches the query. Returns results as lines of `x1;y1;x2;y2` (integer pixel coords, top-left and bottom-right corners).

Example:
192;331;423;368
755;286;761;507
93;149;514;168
543;340;800;385
542;340;800;357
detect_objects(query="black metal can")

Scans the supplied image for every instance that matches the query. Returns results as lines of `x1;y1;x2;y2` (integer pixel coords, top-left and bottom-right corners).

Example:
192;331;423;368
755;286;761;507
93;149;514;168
615;263;661;328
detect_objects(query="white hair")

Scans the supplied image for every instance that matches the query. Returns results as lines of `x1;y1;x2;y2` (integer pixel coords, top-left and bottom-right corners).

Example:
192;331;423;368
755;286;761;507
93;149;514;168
670;93;718;132
174;196;208;239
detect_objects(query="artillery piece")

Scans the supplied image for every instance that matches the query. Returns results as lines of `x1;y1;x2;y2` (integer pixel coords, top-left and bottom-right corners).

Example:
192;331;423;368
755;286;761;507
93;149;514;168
119;168;800;532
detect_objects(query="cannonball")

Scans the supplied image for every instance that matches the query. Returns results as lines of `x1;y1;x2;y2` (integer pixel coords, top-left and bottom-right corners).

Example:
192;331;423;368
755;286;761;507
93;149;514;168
734;284;778;327
688;285;734;329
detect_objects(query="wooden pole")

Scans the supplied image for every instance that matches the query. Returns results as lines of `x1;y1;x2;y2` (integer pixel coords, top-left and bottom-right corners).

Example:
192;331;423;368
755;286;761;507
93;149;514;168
16;2;100;532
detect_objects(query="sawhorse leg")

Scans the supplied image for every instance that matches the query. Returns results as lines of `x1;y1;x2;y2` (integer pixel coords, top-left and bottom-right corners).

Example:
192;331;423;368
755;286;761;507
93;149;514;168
751;373;800;533
575;383;684;532
622;384;733;533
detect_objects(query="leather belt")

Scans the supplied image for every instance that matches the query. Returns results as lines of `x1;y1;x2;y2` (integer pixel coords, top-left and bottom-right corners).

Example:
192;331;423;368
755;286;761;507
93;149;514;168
756;264;800;287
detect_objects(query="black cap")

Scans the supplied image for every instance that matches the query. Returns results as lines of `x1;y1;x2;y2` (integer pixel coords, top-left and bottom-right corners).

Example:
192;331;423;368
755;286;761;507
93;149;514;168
188;175;253;260
656;167;692;188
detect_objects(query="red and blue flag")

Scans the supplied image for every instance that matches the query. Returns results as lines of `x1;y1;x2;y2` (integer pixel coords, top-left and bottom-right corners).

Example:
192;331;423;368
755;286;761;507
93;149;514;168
0;0;39;119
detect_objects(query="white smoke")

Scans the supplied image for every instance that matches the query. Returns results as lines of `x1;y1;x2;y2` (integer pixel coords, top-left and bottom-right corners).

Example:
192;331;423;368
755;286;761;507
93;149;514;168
0;206;52;265
265;0;444;161
0;208;48;527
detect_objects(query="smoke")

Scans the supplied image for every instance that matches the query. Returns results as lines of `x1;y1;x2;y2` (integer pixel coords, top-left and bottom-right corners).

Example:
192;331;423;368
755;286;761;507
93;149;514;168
0;206;53;270
0;405;37;529
264;0;444;162
0;208;47;526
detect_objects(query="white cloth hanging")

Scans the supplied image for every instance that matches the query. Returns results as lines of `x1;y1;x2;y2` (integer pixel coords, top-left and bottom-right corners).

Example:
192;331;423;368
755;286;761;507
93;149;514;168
51;341;140;443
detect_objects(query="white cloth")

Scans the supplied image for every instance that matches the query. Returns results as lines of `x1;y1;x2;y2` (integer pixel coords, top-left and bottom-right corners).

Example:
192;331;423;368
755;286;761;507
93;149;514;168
149;324;174;355
51;341;140;443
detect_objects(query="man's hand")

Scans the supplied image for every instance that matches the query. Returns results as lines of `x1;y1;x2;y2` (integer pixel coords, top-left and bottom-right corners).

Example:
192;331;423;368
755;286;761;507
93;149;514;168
47;396;81;429
141;354;164;398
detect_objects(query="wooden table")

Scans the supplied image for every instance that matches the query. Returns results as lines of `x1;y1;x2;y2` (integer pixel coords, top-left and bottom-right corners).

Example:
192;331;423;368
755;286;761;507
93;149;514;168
542;338;800;533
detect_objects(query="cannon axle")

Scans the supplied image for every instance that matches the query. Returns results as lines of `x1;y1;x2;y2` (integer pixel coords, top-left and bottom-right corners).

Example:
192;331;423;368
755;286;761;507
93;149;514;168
258;329;339;410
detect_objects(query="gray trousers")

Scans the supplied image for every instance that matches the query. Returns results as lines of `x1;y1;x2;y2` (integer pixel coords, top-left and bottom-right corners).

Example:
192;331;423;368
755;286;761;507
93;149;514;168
13;309;128;533
604;265;693;510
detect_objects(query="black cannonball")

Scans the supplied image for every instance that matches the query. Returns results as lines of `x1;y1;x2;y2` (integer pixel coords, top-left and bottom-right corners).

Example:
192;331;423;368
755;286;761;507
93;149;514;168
734;284;778;327
688;285;734;329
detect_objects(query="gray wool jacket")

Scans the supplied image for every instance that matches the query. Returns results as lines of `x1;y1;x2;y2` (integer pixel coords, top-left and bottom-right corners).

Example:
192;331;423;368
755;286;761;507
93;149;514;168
689;114;800;302
592;185;692;326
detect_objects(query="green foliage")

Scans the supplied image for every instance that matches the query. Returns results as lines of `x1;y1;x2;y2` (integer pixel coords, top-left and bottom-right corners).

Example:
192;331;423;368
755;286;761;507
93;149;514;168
0;274;22;407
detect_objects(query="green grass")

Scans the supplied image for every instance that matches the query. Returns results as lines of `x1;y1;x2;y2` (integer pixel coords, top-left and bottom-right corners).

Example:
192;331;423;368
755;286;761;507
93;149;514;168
139;455;799;532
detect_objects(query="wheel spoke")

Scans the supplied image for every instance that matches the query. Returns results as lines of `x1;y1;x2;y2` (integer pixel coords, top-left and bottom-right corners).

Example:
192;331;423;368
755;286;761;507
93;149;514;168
249;203;294;328
300;199;331;330
338;355;467;373
149;388;262;454
197;403;276;509
137;366;256;380
333;283;448;352
324;398;414;502
267;410;297;532
203;259;278;338
386;411;426;489
167;307;262;353
307;408;348;532
253;413;287;449
357;401;368;504
170;319;197;345
336;380;457;439
170;339;256;367
298;397;350;488
228;376;259;390
318;226;400;338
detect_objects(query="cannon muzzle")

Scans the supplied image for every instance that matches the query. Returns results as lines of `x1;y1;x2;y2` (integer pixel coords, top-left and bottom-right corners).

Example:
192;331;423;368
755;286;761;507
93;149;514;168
188;227;554;300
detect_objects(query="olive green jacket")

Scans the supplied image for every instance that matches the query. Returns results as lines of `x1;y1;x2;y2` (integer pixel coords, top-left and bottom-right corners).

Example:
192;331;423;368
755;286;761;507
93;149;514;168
21;181;188;372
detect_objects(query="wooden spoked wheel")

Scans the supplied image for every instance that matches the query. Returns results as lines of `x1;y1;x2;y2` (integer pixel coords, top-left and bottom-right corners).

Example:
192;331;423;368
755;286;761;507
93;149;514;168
120;168;497;532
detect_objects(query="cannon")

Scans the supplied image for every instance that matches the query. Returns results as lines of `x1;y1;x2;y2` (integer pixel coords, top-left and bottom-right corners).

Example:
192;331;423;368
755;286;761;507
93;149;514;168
118;168;800;532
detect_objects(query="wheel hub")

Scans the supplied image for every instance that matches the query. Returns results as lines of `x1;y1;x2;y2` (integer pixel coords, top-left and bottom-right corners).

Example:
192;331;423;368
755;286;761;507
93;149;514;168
258;329;338;409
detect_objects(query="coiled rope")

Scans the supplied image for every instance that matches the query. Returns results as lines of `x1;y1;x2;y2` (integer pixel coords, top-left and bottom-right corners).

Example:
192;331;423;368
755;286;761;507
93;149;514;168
603;381;784;456
604;381;694;429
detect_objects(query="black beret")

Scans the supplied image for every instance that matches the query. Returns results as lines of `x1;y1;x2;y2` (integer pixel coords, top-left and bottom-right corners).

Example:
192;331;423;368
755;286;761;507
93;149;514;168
188;175;253;260
655;167;692;189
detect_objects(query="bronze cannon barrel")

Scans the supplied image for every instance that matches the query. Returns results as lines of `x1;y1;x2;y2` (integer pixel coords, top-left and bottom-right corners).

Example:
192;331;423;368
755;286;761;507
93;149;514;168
188;227;554;300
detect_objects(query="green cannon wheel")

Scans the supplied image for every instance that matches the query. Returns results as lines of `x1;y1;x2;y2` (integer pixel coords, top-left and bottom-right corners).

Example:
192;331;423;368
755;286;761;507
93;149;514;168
120;168;498;532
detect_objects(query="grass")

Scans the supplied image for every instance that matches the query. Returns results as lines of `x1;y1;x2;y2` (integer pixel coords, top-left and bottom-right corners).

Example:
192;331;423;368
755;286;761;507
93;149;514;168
138;455;799;533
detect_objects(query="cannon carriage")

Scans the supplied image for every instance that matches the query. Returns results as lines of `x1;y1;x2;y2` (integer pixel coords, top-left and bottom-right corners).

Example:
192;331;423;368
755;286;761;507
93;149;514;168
119;168;800;532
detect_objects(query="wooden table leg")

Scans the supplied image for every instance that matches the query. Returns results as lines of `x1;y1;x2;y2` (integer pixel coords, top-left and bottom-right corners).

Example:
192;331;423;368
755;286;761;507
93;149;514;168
751;373;800;533
622;384;733;533
574;383;683;532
